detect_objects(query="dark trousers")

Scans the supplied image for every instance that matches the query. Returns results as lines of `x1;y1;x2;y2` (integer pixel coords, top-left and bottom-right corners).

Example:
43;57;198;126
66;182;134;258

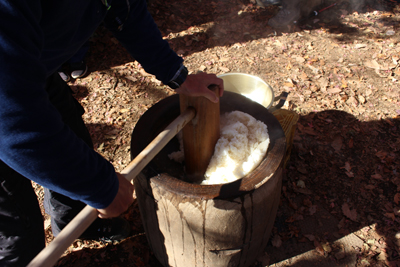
0;73;94;266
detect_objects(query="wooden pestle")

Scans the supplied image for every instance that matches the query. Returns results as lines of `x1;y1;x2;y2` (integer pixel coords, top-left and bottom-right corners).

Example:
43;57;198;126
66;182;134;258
179;85;220;184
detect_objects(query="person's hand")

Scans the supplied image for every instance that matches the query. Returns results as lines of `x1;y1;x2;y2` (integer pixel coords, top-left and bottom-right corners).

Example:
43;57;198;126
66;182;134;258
97;173;135;218
175;72;224;103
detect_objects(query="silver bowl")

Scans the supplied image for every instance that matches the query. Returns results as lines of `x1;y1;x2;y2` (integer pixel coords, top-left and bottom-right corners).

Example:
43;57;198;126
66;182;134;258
218;73;275;109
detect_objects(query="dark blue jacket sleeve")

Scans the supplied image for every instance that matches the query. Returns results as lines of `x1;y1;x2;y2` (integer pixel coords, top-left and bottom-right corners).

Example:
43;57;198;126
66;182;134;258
104;0;183;84
0;0;118;209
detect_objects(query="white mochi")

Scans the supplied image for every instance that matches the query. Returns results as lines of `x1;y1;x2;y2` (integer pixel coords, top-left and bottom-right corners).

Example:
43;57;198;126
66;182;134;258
168;111;270;185
202;111;269;185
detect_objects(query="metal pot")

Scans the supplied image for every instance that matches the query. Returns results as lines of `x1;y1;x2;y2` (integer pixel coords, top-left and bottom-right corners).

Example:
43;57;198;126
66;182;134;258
218;73;275;108
218;73;287;111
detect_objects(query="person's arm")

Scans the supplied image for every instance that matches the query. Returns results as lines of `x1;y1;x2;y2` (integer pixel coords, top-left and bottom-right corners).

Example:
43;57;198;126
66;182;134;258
0;0;123;211
103;0;224;101
104;0;182;84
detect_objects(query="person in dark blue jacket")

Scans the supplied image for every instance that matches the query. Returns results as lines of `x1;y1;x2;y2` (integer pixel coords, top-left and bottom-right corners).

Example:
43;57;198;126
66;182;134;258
0;0;224;266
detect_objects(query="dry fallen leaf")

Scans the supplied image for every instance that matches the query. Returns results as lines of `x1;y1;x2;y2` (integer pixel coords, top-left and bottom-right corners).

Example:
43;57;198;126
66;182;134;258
375;151;387;160
309;205;317;215
335;250;346;260
318;77;329;91
300;72;309;81
219;66;230;72
364;59;381;70
371;173;383;180
354;44;367;49
284;82;295;87
342;203;358;221
358;95;366;104
314;240;325;256
271;234;282;248
295;56;306;63
365;184;376;190
331;136;343;152
377;251;388;261
327;88;342;94
394;193;400;205
304;234;315;241
322;242;332;253
384;213;396;221
343;162;351;172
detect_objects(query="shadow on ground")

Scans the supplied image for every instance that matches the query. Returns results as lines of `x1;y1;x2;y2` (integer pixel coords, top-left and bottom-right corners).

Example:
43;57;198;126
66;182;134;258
83;0;399;73
262;109;400;266
149;0;399;56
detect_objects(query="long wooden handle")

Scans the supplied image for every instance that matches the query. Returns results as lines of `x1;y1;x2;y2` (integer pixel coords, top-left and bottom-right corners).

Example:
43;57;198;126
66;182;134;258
28;107;196;267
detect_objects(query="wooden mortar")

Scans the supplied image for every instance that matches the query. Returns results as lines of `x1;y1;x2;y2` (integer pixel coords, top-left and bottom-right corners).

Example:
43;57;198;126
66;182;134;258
131;92;286;267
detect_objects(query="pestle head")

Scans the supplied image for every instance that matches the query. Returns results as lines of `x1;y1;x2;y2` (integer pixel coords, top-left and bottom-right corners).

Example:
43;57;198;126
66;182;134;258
179;85;221;184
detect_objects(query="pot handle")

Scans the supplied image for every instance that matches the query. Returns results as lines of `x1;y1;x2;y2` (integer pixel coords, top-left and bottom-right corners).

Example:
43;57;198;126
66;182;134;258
269;92;288;112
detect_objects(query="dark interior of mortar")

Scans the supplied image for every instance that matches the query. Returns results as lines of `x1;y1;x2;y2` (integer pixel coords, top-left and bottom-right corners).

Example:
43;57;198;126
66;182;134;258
130;91;284;187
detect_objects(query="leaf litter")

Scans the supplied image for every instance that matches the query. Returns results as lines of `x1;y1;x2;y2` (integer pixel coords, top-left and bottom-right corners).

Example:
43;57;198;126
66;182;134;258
29;0;400;266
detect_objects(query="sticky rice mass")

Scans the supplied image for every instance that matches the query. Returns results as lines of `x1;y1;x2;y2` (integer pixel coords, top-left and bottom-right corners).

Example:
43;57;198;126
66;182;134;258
168;111;269;185
202;111;269;185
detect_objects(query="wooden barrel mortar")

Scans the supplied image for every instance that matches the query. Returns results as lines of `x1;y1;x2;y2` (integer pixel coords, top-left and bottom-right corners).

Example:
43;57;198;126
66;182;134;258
130;92;286;267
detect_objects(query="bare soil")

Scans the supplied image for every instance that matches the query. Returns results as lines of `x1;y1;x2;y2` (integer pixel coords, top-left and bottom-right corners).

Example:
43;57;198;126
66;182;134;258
33;0;400;266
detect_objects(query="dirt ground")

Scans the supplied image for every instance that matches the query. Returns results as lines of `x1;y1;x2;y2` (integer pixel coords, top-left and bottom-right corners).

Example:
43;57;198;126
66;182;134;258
32;0;400;266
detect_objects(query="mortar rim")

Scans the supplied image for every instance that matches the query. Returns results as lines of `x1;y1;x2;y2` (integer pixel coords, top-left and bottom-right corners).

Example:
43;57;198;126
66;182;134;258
131;92;286;200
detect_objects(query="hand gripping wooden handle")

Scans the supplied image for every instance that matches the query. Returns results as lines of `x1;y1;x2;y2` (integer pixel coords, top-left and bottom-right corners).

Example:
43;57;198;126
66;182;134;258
27;107;196;267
